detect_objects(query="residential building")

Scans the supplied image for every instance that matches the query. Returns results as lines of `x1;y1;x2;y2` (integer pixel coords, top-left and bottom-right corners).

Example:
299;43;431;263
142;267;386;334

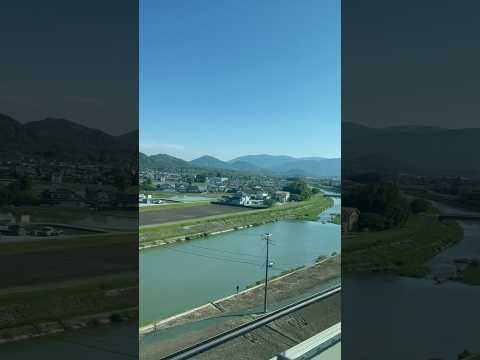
274;191;290;203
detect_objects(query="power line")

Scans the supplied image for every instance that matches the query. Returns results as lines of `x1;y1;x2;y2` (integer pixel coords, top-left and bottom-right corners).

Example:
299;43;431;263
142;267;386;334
186;243;264;259
163;246;263;267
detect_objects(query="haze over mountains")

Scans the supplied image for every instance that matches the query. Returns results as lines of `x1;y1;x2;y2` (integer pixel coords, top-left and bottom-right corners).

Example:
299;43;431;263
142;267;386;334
343;122;480;177
140;153;341;177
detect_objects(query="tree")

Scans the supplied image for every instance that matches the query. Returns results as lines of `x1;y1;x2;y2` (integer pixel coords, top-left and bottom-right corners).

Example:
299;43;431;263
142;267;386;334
283;180;312;201
312;187;320;194
289;194;302;202
264;198;275;207
359;212;387;231
195;174;207;183
410;198;431;214
344;182;410;229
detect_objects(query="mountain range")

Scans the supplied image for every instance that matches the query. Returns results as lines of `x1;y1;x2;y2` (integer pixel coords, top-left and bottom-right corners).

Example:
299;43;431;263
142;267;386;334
0;113;137;160
141;153;341;177
343;122;480;177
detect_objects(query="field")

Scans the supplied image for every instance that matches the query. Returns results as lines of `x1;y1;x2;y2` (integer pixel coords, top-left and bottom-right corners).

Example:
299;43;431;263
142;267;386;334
342;212;462;277
0;233;138;288
140;195;333;246
0;232;139;338
140;203;252;225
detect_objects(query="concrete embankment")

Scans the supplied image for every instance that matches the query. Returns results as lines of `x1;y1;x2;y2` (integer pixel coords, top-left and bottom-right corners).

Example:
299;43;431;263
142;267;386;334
140;277;341;360
139;255;340;335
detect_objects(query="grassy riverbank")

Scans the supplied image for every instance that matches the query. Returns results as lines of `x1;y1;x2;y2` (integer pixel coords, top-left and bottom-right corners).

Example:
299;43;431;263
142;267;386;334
139;194;333;247
0;273;138;343
343;211;463;277
330;214;341;224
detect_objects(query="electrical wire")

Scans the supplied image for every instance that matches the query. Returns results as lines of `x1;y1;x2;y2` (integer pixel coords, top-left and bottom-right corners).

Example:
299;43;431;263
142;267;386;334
185;243;264;259
163;246;264;267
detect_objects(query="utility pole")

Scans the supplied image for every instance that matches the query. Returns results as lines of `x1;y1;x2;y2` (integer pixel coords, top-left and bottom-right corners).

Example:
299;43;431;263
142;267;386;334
263;232;272;313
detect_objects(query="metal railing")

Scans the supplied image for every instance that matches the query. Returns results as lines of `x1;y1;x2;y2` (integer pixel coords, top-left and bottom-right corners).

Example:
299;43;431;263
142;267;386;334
160;285;341;360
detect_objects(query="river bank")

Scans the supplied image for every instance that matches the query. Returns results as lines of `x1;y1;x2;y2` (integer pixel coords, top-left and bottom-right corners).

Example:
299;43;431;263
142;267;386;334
0;271;138;344
140;254;340;335
342;209;463;278
343;200;480;359
0;307;137;345
139;194;333;249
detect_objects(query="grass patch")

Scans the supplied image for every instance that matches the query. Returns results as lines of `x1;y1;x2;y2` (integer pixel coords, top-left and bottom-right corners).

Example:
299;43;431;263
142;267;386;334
343;213;463;277
329;214;341;225
0;274;138;329
0;232;137;256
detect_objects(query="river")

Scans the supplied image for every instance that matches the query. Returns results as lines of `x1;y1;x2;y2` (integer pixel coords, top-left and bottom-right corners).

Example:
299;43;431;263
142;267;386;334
343;202;480;359
1;194;340;358
140;196;341;326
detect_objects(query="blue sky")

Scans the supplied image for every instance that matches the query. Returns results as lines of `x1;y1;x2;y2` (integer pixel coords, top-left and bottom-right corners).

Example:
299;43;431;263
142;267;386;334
140;0;340;161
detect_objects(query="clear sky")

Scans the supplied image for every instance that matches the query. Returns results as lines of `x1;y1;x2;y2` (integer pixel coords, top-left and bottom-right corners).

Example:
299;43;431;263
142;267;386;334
140;0;340;161
1;1;137;135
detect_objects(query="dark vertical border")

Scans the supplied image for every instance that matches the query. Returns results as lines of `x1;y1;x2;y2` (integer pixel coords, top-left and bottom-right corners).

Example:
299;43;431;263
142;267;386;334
0;1;138;358
342;1;480;359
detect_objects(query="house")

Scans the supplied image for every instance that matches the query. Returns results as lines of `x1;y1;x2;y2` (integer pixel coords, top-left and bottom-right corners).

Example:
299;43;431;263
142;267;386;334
274;191;290;203
341;207;360;233
254;192;270;200
225;192;251;206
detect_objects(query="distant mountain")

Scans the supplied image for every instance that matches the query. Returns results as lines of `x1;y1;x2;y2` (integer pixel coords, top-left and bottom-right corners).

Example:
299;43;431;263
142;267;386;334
0;113;33;144
229;154;340;177
189;155;272;173
116;129;138;147
190;155;231;170
140;153;191;170
269;158;341;177
0;112;136;161
229;160;270;174
343;122;480;177
230;155;296;168
140;152;340;177
24;118;118;150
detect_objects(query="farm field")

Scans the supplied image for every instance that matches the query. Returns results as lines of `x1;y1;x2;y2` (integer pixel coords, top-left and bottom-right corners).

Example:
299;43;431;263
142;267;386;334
0;233;138;288
139;203;252;226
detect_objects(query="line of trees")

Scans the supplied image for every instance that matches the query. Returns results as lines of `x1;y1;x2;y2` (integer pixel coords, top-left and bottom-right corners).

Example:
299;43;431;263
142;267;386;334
344;182;410;231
